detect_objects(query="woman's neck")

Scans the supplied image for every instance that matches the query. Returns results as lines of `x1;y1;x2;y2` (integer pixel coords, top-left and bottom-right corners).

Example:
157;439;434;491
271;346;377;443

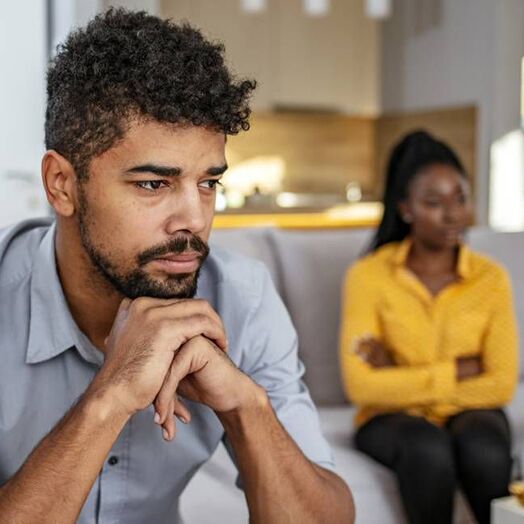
407;237;459;276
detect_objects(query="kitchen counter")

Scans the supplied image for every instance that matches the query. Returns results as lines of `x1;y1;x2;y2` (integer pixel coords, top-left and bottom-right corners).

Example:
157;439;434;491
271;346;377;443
213;202;382;229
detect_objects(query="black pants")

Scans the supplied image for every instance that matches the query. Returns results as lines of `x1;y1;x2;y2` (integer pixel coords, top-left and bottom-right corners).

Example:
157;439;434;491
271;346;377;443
355;409;512;524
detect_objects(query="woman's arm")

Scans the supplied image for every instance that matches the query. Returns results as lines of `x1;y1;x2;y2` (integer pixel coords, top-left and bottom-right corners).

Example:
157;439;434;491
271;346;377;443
450;268;519;408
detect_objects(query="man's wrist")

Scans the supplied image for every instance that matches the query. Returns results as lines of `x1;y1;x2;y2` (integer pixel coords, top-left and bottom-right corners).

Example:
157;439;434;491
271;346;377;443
83;379;133;427
217;380;270;429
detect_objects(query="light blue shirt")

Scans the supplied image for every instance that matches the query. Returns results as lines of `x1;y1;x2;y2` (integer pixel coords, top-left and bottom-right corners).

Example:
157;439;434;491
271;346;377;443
0;218;334;523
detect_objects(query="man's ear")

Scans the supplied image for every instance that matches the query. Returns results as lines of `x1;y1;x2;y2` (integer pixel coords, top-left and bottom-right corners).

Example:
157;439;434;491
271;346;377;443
41;150;78;217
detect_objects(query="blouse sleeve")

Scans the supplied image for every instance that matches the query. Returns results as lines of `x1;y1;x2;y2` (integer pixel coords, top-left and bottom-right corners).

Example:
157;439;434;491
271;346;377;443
450;267;519;408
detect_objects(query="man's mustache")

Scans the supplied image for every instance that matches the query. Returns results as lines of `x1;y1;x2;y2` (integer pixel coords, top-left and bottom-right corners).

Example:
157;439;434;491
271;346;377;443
137;234;209;266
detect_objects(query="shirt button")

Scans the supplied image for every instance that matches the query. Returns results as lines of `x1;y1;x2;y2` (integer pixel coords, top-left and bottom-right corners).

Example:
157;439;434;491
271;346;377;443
108;456;119;466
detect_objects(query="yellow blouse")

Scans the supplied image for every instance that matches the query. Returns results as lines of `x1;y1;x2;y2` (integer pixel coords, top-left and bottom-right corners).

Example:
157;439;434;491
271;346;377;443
339;238;519;427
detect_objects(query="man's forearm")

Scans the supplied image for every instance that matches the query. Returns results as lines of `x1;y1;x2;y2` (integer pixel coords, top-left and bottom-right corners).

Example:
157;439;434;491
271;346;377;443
0;383;130;524
217;387;354;524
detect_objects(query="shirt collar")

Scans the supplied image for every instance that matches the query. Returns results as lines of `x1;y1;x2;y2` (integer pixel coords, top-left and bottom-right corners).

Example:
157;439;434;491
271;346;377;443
392;236;472;279
26;222;102;366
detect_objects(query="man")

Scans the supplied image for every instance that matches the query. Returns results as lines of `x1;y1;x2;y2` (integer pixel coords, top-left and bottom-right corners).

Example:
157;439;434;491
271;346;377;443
0;8;354;524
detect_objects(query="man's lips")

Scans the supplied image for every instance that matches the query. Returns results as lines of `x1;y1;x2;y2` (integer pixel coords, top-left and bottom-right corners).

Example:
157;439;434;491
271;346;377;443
149;252;201;273
157;252;201;262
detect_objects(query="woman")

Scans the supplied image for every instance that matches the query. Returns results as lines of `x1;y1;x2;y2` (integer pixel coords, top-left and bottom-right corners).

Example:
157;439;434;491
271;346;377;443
339;130;518;524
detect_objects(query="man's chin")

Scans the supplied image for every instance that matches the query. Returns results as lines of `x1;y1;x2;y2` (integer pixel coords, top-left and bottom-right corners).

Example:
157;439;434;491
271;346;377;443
121;271;200;300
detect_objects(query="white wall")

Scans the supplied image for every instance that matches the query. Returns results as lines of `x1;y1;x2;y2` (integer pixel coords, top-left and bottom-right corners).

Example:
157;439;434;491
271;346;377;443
0;0;113;228
49;0;100;55
489;1;524;230
0;0;49;227
381;0;524;225
161;0;381;114
101;0;159;15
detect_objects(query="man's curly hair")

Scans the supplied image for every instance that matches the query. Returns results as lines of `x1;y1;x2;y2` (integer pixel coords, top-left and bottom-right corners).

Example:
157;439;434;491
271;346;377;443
45;8;256;179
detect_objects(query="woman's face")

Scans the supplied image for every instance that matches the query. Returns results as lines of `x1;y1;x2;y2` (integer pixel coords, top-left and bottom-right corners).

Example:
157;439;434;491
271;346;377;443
399;163;472;250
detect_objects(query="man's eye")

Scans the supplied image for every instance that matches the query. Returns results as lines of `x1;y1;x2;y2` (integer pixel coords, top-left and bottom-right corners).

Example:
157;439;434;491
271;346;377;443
200;179;223;191
135;180;167;192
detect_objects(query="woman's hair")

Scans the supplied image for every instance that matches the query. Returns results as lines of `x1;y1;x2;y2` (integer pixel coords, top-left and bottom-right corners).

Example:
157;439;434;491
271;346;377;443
368;130;466;252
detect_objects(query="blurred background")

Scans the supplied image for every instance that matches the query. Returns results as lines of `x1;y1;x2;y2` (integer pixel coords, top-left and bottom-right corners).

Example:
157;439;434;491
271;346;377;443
1;0;523;230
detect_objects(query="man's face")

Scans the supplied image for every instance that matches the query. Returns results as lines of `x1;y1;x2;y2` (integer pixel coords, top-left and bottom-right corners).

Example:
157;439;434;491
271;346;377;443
76;120;226;299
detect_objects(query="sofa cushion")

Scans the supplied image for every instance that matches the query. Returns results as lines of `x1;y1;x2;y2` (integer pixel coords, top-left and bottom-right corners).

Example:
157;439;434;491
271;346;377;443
269;228;372;405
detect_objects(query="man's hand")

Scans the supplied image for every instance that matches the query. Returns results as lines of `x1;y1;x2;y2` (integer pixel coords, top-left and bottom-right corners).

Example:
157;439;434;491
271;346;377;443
154;335;261;441
456;355;483;381
91;297;228;422
355;337;396;368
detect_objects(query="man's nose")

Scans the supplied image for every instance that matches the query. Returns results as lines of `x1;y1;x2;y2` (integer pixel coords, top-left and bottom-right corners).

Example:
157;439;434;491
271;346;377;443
164;187;207;235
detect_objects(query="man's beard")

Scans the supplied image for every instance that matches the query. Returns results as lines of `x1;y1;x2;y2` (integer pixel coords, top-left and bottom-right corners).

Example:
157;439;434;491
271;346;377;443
77;199;209;300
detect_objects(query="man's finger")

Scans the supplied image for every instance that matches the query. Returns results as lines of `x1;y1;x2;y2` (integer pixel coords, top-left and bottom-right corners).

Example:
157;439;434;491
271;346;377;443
161;400;176;441
155;343;210;424
154;394;191;433
151;299;226;341
160;315;227;353
172;395;191;423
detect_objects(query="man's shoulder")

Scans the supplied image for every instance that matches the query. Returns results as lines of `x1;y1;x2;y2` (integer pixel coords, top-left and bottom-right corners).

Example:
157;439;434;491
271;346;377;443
0;217;54;287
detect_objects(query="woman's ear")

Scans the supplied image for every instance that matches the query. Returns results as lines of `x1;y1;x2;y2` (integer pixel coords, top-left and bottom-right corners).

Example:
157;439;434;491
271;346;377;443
41;151;78;217
398;200;413;224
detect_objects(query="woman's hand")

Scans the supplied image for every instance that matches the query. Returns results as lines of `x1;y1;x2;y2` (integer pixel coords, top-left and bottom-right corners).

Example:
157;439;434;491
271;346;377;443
355;337;396;368
456;355;483;381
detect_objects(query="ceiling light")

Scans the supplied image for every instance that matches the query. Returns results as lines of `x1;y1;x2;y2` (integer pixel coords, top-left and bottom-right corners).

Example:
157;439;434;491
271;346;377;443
241;0;267;14
365;0;392;19
303;0;330;17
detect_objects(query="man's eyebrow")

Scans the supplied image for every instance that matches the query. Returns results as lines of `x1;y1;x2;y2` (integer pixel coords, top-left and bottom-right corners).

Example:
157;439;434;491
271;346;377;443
207;164;228;176
125;164;182;177
124;163;228;177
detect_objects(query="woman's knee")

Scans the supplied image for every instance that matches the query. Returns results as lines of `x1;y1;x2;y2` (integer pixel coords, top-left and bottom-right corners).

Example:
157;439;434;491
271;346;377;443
451;411;512;483
395;420;455;480
458;435;511;480
452;411;511;466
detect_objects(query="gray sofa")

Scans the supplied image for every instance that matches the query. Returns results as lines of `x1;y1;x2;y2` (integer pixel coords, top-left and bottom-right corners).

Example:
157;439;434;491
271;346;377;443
180;227;524;523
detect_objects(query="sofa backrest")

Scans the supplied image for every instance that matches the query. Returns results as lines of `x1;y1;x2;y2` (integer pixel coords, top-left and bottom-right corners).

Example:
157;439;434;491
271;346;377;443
211;226;524;406
211;227;372;404
269;228;371;404
209;227;282;291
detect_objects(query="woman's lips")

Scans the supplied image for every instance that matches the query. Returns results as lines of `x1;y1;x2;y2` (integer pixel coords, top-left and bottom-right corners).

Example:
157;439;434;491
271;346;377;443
150;252;201;273
443;227;464;240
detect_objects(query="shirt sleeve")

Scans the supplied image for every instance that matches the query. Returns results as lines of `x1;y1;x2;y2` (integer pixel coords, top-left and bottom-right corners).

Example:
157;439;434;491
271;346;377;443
450;267;519;408
339;263;456;408
222;264;335;487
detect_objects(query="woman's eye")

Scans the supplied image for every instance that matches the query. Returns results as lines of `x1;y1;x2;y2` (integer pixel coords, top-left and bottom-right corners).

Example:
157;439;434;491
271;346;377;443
135;180;167;192
424;200;440;207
